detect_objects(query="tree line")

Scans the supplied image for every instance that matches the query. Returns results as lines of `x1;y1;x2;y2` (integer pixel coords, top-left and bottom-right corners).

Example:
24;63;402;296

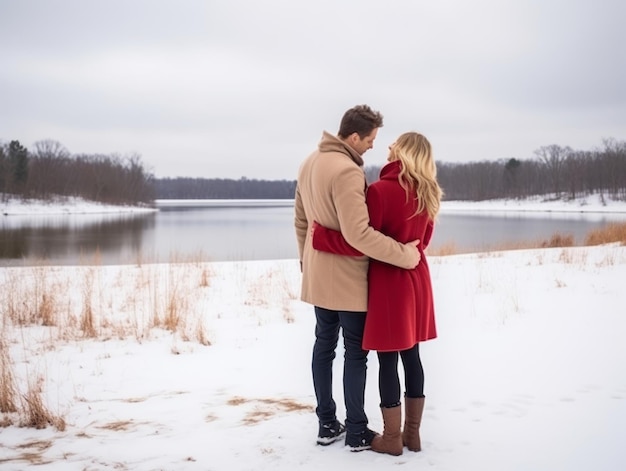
2;137;624;203
0;139;154;204
364;138;626;202
155;176;296;199
156;138;626;201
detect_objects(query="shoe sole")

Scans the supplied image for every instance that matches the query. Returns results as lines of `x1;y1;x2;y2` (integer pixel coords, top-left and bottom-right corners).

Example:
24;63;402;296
347;444;371;452
316;432;346;446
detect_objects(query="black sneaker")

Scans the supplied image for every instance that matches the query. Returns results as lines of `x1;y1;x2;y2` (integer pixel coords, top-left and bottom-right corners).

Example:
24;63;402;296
317;420;346;446
345;427;378;451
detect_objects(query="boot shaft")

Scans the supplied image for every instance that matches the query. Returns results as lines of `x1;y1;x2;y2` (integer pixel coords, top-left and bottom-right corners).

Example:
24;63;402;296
403;396;425;452
371;405;403;456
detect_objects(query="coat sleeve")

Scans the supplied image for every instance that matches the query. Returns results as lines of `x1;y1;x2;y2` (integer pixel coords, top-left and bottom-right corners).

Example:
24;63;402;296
294;183;308;262
332;165;419;269
312;221;363;256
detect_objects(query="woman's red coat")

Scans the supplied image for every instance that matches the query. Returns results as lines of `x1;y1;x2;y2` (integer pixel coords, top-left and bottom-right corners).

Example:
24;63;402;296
313;160;437;351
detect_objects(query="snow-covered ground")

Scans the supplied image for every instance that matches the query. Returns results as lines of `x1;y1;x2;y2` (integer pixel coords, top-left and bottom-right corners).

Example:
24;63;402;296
442;193;626;214
0;194;625;470
1;196;156;216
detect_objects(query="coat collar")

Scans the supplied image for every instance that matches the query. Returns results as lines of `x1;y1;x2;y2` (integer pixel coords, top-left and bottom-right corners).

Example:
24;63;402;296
318;131;364;167
379;159;402;180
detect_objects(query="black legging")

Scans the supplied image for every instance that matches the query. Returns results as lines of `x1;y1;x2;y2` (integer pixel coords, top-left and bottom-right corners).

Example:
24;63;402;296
377;344;424;408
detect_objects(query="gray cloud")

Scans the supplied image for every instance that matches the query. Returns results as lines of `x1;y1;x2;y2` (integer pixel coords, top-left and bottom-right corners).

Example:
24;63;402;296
1;0;625;180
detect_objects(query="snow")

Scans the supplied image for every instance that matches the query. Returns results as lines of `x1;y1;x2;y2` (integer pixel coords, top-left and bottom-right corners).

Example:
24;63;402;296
442;192;626;214
1;195;625;470
4;193;626;216
4;192;626;216
1;196;157;216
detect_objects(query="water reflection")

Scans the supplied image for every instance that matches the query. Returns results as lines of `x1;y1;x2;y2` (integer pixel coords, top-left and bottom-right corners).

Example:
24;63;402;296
1;200;625;266
430;210;626;252
0;213;156;266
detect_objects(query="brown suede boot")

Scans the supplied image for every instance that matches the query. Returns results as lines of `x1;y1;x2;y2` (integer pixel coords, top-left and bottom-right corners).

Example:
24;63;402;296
371;404;403;456
402;396;425;452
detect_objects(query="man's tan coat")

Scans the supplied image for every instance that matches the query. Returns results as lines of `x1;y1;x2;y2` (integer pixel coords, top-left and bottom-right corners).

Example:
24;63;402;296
294;131;418;312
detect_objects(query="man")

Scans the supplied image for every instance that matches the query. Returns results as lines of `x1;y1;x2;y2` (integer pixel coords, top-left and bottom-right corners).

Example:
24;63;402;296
294;104;420;451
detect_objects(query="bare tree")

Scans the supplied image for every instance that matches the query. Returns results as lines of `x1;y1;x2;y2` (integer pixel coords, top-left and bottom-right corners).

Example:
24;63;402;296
534;144;572;197
33;139;70;159
27;140;72;198
599;138;626;199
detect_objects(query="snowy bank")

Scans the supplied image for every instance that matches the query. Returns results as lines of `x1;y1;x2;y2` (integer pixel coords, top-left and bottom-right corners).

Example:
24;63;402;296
442;193;626;214
1;196;156;216
3;193;626;216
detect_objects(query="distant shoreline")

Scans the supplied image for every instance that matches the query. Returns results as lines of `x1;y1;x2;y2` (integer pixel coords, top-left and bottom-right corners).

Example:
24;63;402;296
3;193;626;216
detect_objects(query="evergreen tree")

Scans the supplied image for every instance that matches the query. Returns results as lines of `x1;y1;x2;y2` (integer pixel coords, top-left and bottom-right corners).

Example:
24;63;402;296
9;140;29;188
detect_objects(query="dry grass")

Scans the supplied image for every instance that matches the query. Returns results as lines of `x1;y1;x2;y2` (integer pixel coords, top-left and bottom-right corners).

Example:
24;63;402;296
200;267;212;287
243;267;298;324
0;254;301;430
20;378;65;431
0;337;18;415
584;222;626;246
0;261;206;429
426;241;459;256
540;232;575;248
227;396;314;425
32;266;58;327
97;420;136;431
0;258;217;344
1;439;54;466
80;267;98;338
430;224;622;256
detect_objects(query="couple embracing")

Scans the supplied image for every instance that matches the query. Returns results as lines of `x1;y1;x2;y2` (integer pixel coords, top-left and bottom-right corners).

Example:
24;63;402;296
294;104;442;455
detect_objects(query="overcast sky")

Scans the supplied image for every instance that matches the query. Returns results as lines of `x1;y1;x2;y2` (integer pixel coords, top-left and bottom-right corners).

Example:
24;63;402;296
1;0;625;181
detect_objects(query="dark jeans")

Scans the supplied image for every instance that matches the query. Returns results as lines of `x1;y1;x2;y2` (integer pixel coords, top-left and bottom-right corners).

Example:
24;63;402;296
312;306;369;434
377;343;424;408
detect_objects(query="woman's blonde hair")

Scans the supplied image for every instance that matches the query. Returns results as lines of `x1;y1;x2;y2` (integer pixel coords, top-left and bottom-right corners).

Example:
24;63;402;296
394;132;443;220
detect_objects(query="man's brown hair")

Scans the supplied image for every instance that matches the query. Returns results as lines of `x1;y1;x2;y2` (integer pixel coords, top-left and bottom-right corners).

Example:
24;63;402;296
338;105;384;139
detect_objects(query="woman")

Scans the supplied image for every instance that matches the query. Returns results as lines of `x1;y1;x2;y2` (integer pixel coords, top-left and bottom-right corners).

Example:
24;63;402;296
312;132;442;456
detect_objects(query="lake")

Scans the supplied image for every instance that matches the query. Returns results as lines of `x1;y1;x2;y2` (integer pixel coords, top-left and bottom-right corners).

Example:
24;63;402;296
1;199;625;267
